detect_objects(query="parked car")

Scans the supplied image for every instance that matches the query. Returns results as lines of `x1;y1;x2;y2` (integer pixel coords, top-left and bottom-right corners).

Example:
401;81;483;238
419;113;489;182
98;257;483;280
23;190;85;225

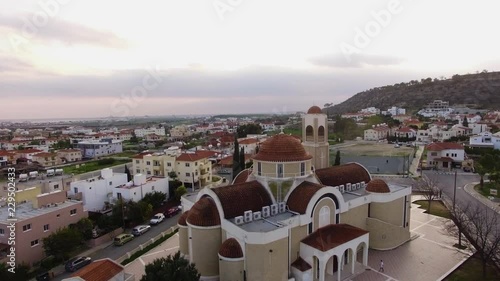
394;144;401;148
150;213;165;225
132;225;151;236
164;206;181;218
65;256;92;272
114;233;134;246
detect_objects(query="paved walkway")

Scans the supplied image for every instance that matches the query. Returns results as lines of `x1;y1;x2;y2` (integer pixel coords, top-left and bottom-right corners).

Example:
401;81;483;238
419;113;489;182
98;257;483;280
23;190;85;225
409;145;424;176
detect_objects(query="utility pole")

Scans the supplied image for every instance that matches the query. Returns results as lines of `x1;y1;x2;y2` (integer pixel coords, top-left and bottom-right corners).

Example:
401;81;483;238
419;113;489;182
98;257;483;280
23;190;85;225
453;169;457;211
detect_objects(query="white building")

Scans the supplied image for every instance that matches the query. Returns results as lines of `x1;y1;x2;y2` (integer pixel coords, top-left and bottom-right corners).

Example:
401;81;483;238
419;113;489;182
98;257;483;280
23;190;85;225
386;106;406;116
364;125;390;141
417;100;453;118
468;122;490;135
77;139;123;159
113;174;169;202
469;131;500;150
68;168;128;212
134;127;166;137
360;107;380;115
426;142;465;170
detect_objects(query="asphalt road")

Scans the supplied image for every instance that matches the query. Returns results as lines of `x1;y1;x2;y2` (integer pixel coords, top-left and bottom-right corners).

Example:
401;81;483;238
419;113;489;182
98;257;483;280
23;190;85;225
53;212;180;280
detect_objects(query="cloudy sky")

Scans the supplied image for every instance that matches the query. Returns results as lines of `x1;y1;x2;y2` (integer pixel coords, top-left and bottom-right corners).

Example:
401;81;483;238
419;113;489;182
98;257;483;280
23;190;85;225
1;0;499;119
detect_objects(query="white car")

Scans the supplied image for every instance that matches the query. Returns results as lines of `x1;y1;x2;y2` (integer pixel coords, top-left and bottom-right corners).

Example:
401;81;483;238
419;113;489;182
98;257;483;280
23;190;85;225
150;213;165;225
132;225;151;236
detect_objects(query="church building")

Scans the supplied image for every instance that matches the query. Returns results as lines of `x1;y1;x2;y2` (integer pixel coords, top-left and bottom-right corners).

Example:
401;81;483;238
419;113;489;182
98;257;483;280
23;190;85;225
178;106;412;281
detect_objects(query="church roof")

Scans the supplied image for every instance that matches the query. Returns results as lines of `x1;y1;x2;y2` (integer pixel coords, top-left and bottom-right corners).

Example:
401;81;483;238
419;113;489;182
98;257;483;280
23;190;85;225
287;181;325;214
365;179;390;193
307;106;323;114
177;211;189;226
252;134;312;162
212;180;273;219
219;238;244;259
315;163;371;187
232;169;251;184
301;224;368;252
291;257;312;272
186;197;221;227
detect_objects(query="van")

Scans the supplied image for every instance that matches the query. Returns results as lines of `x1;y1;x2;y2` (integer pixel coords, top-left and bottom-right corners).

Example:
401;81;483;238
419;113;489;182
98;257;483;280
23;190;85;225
114;234;134;246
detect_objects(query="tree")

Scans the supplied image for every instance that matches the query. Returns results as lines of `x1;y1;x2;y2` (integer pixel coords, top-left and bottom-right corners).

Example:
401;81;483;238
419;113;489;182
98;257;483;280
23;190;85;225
142;191;167;210
0;263;30;281
232;136;240;176
475;163;487;189
43;227;83;261
140;251;200;281
175;185;187;201
445;203;500;278
237;124;263;137
130;132;139;143
462;116;469;127
74;217;94;240
416;175;440;213
168;171;178;181
334;151;341;166
239;147;245;172
124;165;132;182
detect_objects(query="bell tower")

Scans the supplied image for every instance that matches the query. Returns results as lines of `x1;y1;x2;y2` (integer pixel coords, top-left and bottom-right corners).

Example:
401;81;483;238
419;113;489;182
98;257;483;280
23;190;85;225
302;106;330;169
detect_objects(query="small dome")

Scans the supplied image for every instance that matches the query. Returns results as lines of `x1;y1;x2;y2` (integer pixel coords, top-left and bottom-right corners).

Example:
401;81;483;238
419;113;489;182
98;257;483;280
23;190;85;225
187;197;221;227
366;179;390;193
177;211;189;226
219;238;243;259
307;106;323;114
252;134;312;162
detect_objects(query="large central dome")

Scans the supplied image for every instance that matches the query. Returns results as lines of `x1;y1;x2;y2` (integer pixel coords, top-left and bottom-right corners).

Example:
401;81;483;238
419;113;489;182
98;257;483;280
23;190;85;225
253;134;312;162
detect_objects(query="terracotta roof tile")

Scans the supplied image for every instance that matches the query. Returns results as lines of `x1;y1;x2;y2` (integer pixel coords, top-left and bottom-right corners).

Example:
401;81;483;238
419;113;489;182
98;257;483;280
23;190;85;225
427;142;464;151
186;197;221;227
365;179;390;193
177;150;217;162
232;169;251;184
315;163;371;187
32;152;56;158
307;106;323;114
178;211;189;226
301;224;368;252
252;134;312;162
219;238;243;258
287;181;325;214
212;180;273;219
239;138;259;145
291;257;312;272
71;259;123;281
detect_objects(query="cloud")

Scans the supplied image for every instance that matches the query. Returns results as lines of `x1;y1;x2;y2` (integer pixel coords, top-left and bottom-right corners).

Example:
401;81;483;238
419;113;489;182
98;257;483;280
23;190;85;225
0;14;128;48
309;53;405;68
0;56;33;73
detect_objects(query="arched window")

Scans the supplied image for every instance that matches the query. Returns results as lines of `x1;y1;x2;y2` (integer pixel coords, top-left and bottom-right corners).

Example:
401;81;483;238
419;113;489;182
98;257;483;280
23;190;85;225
319;205;330;228
306;125;314;141
318;126;325;141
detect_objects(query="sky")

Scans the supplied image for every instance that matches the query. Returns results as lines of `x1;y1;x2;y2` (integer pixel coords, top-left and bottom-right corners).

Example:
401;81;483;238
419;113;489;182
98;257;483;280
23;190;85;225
1;0;500;119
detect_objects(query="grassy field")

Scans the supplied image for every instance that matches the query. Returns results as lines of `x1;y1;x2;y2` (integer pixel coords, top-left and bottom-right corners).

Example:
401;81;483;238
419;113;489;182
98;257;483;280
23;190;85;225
111;151;138;158
444;254;500;281
475;182;500;199
63;159;131;175
331;142;414;157
413;199;451;219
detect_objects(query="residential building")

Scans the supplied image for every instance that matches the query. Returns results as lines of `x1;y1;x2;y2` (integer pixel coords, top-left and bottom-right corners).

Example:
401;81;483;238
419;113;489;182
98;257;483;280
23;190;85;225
77;139;123;159
179;133;411;281
392;115;411;123
113;174;169;202
364;125;390;141
133;127;166;137
56;149;83;163
68;168;128;213
469;131;500;150
468;122;490;135
13;148;43;161
386;106;406;116
0;151;14;167
393;127;416;139
260;122;276;131
64;258;134;281
0;189;87;266
32;152;62;167
239;138;259;154
169;125;193;138
426;142;465;170
403;118;423;129
144;133;164;142
360;107;380;115
450;125;473;137
418;100;453;118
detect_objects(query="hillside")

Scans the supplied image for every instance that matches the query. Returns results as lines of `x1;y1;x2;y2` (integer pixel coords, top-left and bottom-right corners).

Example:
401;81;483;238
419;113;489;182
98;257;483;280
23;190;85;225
325;71;500;115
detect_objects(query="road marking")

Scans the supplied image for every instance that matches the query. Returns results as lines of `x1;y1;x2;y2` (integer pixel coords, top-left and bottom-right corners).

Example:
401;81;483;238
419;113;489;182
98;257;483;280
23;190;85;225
142;246;179;258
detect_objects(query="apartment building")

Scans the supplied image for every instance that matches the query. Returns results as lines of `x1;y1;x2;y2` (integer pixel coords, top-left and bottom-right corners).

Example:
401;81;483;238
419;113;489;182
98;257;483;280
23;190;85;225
0;189;86;266
426;142;465;170
76;139;123;159
364;125;390;141
32;152;62;167
56;149;83;163
469;131;500;150
113;174;169;202
134;127;166;137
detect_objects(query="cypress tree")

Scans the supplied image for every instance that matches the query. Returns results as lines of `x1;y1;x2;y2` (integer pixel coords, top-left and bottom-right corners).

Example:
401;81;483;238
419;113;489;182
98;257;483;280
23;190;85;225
239;147;245;172
232;135;240;175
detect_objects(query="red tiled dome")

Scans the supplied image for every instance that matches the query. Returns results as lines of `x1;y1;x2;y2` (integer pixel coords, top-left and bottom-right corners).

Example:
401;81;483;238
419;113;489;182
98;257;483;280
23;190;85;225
177;211;189;226
219;238;243;259
287;181;325;214
252;134;312;162
307;106;323;114
315;163;371;187
365;179;390;193
186;197;221;227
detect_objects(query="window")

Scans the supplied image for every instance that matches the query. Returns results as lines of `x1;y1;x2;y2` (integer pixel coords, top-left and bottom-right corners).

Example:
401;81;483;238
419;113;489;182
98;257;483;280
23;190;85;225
43;224;49;232
70;209;77;215
186;172;190;177
300;162;306;176
146;161;151;165
185;163;190;167
431;152;438;156
0;229;4;235
167;162;172;167
31;240;39;247
53;184;59;189
23;224;32;232
109;181;113;186
147;171;151;175
135;160;139;164
257;162;262;176
319;206;330;228
56;214;60;218
117;193;122;199
136;169;140;173
277;164;283;178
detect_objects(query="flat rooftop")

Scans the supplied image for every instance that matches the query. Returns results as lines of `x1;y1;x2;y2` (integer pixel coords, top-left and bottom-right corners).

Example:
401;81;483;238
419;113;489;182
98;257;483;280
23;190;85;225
233;211;297;233
116;176;167;189
0;200;82;224
342;183;411;202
